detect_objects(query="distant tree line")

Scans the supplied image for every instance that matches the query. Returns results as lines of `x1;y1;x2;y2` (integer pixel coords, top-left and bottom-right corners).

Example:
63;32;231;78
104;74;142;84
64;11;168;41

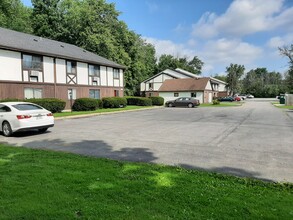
0;0;203;95
213;52;293;98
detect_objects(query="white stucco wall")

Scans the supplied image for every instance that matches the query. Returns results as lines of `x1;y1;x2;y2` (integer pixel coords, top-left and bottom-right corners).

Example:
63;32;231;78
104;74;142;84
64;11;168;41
159;91;204;103
205;82;212;90
0;49;22;81
119;69;124;87
218;83;227;92
43;56;54;83
77;62;88;85
107;67;114;86
56;58;66;83
100;66;107;86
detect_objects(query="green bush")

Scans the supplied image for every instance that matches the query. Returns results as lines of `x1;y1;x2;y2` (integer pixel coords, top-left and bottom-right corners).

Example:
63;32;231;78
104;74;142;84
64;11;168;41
136;97;152;106
125;96;152;106
149;96;164;106
125;96;138;105
27;98;66;113
0;98;22;102
102;97;127;108
213;99;220;105
72;98;102;111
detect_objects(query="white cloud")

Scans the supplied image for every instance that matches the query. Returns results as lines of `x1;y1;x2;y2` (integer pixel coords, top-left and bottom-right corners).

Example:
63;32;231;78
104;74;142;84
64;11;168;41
144;37;196;59
200;38;263;65
144;36;263;75
267;34;293;49
192;0;293;38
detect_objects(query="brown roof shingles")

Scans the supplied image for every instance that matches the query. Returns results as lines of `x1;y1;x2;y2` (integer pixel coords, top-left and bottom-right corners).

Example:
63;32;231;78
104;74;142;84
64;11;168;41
158;78;210;92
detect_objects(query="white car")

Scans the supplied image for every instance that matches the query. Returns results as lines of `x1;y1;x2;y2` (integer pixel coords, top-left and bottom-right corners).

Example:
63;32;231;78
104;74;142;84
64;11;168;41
0;102;54;137
247;94;254;98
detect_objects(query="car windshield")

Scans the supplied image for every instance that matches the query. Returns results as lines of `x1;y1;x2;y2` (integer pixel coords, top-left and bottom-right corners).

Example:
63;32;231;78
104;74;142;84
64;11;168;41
12;104;43;111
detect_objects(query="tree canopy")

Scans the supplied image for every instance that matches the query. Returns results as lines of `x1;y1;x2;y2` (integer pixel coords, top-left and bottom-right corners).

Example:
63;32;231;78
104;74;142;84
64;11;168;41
226;64;245;95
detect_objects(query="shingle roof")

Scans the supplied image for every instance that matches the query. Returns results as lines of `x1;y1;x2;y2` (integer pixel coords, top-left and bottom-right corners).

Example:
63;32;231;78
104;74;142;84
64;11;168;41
0;27;125;69
158;78;210;92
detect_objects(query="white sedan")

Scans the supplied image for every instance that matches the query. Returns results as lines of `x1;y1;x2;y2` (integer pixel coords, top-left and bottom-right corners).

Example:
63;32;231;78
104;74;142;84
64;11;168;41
0;102;54;137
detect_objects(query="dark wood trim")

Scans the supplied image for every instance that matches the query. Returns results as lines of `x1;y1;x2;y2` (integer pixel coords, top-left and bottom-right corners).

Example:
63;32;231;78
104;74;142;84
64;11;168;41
54;58;57;98
21;53;24;82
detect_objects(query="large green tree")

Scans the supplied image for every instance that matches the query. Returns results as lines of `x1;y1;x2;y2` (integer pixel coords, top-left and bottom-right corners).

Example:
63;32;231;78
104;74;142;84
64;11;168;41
0;0;32;33
157;54;203;75
279;45;293;93
242;68;283;97
226;63;245;95
31;0;157;95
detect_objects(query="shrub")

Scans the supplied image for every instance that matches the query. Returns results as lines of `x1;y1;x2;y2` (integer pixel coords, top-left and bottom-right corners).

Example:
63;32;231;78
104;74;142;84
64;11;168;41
27;98;66;113
213;99;220;105
136;97;152;106
149;96;164;106
102;97;127;108
72;98;102;111
125;96;152;106
0;98;22;102
125;96;138;105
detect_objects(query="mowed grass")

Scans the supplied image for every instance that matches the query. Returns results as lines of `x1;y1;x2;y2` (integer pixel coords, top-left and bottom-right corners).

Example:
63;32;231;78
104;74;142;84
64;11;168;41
0;145;293;219
271;102;293;109
53;105;154;117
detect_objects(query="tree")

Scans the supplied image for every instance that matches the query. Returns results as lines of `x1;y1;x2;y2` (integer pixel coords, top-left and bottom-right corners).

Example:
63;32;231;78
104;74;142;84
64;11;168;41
279;45;293;93
242;68;283;97
157;54;203;74
30;0;157;95
226;64;245;95
213;74;227;82
0;0;32;33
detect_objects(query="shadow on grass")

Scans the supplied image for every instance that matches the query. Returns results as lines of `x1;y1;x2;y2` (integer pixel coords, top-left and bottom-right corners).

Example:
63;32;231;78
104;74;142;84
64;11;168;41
178;163;274;182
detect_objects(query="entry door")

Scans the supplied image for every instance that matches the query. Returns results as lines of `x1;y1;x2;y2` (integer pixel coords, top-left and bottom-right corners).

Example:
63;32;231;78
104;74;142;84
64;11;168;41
208;93;213;103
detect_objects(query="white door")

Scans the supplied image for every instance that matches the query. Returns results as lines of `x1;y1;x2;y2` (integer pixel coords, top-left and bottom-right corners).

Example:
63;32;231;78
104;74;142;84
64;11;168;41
208;93;213;103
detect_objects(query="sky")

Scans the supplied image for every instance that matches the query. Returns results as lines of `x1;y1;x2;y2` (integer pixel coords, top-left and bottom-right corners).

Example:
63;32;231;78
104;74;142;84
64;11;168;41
22;0;293;76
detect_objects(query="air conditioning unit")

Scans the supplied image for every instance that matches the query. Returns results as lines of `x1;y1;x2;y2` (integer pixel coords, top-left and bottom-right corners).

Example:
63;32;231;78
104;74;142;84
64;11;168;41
30;70;39;76
93;77;98;81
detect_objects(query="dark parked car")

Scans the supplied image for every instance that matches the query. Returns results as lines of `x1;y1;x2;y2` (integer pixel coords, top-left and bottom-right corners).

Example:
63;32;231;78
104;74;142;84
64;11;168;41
165;97;200;108
217;96;234;102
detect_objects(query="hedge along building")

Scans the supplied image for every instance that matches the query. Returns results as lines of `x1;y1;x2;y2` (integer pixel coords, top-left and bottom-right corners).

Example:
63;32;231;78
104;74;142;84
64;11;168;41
0;27;125;109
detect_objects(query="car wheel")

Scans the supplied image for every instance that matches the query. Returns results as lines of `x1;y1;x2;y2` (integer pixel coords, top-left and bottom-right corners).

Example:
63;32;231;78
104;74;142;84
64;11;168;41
39;128;48;133
168;103;173;107
2;121;12;137
188;103;194;108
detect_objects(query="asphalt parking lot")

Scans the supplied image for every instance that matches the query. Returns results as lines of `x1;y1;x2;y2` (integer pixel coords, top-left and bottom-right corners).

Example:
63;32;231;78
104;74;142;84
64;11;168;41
2;99;293;182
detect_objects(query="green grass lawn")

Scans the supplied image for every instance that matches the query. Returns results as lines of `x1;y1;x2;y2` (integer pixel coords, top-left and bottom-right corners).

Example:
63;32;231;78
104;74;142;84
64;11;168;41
0;145;292;219
200;102;243;107
54;105;155;118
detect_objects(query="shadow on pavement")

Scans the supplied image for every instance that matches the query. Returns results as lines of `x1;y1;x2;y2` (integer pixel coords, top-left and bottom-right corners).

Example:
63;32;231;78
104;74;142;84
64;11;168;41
7;139;158;164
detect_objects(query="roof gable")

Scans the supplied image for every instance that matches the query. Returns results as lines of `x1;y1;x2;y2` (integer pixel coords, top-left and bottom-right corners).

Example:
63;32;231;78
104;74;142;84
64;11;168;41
0;27;125;69
159;78;210;92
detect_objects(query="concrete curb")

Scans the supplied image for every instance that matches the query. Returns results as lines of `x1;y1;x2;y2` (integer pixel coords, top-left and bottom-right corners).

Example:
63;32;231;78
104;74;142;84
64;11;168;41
55;106;164;120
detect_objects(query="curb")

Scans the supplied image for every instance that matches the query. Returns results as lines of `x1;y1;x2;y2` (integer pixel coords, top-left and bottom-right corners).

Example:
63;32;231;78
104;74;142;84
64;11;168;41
55;106;164;120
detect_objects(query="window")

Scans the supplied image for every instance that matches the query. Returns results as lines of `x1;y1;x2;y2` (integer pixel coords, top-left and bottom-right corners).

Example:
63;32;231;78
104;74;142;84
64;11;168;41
149;93;153;97
89;89;100;99
67;61;77;74
12;104;42;111
114;90;119;97
23;54;42;70
113;68;119;79
174;93;179;97
0;105;11;112
30;75;38;82
89;64;100;77
68;89;76;100
149;83;153;89
24;88;42;99
191;92;196;97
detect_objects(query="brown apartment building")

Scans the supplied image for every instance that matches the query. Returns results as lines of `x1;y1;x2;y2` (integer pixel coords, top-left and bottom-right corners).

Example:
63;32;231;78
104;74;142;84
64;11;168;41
0;27;125;109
